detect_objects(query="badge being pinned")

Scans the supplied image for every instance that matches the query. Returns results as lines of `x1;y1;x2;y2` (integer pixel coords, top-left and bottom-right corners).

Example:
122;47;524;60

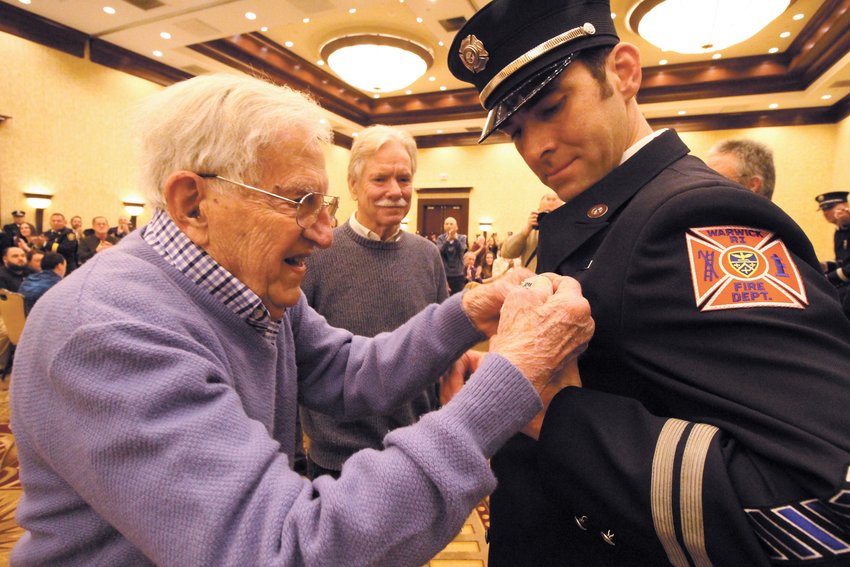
686;226;807;311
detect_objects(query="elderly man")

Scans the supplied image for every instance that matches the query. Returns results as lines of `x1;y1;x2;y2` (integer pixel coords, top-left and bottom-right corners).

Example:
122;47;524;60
449;0;850;565
10;74;594;566
501;192;563;271
436;216;468;294
76;215;119;265
706;138;777;200
299;125;449;480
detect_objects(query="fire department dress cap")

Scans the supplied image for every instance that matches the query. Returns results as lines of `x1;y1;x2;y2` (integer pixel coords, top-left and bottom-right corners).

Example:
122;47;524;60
815;191;849;210
448;0;619;142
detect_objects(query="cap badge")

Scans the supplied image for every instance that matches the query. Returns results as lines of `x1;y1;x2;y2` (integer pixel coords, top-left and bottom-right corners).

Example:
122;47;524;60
460;34;489;73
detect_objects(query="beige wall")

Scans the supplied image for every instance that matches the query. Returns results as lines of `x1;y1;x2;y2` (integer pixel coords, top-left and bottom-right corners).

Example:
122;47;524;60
2;28;845;264
0;31;160;229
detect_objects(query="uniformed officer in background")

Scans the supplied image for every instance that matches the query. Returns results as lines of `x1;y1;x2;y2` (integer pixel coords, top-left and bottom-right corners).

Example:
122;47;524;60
42;212;78;273
449;0;850;565
816;191;850;317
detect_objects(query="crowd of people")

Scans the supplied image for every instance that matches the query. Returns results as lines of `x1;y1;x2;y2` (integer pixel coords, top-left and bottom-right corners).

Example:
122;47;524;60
1;0;849;565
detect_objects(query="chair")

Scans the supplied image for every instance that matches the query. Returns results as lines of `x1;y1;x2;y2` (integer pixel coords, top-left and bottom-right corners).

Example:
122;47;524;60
0;289;26;378
0;290;26;346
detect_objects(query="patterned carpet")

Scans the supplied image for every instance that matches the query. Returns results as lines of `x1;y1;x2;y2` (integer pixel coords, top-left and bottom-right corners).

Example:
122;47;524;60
0;379;488;566
0;382;23;567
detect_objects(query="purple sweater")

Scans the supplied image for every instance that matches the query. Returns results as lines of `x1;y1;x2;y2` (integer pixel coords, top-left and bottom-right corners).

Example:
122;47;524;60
10;231;541;566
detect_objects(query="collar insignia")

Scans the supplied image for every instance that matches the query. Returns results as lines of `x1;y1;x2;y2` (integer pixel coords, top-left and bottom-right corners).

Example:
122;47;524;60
460;35;489;73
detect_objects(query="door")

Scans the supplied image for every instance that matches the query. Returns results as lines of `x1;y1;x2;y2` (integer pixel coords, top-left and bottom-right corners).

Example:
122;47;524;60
418;198;469;239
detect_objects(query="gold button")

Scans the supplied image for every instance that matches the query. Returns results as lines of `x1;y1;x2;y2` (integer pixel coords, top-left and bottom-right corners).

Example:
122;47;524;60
587;204;608;219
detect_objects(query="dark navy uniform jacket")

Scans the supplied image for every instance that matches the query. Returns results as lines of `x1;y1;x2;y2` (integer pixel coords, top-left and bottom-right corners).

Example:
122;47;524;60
43;227;78;272
488;130;850;566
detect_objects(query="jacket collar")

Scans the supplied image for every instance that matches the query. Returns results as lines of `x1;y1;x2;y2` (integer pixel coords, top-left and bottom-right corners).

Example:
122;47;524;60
537;129;689;273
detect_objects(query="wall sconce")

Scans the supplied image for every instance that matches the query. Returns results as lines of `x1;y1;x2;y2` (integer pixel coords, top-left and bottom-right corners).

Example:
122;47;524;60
24;192;53;232
123;201;145;228
479;220;493;236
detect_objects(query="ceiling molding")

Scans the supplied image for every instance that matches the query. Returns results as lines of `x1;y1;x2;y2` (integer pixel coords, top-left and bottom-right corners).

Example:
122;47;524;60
90;39;192;87
0;0;87;58
4;0;850;149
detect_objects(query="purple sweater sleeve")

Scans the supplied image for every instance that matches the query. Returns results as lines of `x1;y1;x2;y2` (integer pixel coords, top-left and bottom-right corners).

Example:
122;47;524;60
11;279;541;566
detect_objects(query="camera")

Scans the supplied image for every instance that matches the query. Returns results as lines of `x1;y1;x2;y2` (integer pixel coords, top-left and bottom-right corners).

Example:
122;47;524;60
533;211;548;230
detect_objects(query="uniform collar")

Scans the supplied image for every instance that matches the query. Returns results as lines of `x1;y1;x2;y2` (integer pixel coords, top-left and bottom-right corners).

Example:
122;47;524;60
537;130;689;273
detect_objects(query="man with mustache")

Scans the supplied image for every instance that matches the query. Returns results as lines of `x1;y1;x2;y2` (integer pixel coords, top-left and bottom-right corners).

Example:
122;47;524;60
300;125;450;479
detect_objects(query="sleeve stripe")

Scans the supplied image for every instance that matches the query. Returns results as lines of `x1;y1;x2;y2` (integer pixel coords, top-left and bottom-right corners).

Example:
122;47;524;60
680;423;720;567
651;418;691;567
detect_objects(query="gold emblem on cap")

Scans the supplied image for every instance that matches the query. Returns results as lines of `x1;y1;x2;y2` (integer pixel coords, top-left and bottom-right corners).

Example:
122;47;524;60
460;34;489;73
480;22;597;106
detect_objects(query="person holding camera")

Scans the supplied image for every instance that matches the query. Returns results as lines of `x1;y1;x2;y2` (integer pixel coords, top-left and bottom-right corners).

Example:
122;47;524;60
501;193;563;271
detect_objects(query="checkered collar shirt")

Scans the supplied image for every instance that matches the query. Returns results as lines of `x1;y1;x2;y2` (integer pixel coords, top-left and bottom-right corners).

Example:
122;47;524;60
142;209;280;342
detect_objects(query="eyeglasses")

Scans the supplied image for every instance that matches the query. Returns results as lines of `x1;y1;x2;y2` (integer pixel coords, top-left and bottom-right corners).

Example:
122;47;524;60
198;173;339;229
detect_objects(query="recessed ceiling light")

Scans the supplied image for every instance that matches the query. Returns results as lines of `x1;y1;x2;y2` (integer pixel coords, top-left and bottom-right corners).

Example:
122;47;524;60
659;59;668;65
317;60;325;66
611;12;616;19
405;90;413;95
18;0;31;4
319;118;328;125
792;13;805;21
352;132;359;137
159;31;171;40
769;103;779;109
712;53;722;59
302;18;310;23
439;86;447;91
428;76;436;82
244;11;257;20
103;6;116;14
438;41;444;47
373;94;381;99
152;50;163;57
416;17;423;23
822;94;833;100
437;129;444;134
349;8;357;14
780;31;791;38
768;47;779;53
260;26;268;32
678;110;687;115
284;41;294;48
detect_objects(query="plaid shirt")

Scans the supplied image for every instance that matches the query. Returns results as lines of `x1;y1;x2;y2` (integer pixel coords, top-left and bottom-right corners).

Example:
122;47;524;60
142;209;280;342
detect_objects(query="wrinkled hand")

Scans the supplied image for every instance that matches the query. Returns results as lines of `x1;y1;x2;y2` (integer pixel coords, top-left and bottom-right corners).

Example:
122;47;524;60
525;211;539;234
490;274;594;393
96;240;113;253
461;267;536;337
439;350;484;406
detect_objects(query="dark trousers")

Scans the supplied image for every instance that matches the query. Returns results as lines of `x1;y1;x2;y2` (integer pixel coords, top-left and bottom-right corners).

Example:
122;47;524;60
447;275;466;295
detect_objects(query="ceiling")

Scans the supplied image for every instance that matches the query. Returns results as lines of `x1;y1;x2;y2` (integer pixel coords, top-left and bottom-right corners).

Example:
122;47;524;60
3;0;850;147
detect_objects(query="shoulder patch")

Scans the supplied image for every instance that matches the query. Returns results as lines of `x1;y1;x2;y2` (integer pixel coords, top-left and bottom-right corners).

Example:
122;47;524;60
67;232;75;241
685;226;807;311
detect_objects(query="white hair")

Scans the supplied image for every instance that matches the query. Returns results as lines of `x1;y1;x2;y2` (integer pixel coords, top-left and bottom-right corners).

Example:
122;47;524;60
133;74;332;210
348;125;417;185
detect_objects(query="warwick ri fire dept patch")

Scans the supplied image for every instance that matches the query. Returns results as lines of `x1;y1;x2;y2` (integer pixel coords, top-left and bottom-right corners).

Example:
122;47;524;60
686;226;807;311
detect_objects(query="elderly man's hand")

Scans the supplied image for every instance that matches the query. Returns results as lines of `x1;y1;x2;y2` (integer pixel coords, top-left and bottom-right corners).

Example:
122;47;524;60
439;350;484;406
461;268;535;337
490;274;594;394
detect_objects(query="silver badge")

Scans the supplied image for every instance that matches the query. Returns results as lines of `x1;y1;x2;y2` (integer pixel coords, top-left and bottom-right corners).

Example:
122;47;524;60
459;34;489;73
